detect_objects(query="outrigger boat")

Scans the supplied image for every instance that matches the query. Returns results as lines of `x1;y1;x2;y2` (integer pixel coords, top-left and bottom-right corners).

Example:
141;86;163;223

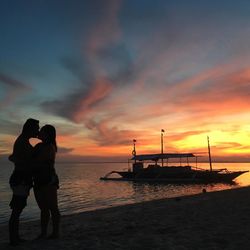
100;137;248;183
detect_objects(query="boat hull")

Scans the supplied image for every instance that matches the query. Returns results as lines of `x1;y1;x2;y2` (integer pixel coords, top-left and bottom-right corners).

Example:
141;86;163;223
101;167;248;184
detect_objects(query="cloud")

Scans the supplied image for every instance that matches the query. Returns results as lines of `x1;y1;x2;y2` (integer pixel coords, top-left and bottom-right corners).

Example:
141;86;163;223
0;118;21;136
85;117;140;146
57;146;74;154
167;130;209;142
214;142;244;151
174;67;250;118
0;73;32;109
0;139;11;154
43;59;250;153
85;0;122;58
118;64;250;129
38;1;250;154
42;77;114;122
41;0;135;124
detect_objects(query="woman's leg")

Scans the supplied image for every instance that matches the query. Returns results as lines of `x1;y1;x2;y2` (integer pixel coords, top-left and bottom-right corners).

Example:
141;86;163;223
47;186;60;238
34;188;50;238
40;209;50;237
49;209;60;238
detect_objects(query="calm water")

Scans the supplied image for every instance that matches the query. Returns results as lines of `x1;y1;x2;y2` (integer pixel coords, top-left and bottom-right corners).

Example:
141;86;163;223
1;161;250;224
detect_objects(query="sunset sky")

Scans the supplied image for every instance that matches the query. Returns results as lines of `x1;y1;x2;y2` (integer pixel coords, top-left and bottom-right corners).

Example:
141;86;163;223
1;0;250;162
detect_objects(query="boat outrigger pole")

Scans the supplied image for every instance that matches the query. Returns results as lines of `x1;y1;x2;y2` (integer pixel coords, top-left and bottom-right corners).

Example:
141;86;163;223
207;136;213;171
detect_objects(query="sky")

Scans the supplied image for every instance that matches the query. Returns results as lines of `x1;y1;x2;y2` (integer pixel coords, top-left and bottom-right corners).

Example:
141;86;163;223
1;0;250;162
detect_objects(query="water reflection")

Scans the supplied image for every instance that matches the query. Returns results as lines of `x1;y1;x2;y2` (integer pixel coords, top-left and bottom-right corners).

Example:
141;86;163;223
0;162;249;224
130;181;238;204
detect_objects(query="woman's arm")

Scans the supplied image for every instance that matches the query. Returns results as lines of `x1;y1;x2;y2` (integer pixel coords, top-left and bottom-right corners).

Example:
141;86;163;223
33;144;56;170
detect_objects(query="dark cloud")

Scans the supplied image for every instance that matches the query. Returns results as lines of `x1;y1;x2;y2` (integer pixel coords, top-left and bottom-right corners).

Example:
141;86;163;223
41;78;113;122
44;56;97;120
40;0;134;124
61;56;94;84
0;73;29;88
58;146;74;154
41;41;138;122
42;88;86;121
93;127;137;147
0;119;21;136
96;43;137;84
0;73;32;109
61;40;137;86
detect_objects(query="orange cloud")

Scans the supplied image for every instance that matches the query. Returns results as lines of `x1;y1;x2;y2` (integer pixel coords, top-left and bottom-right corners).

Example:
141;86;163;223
175;68;250;119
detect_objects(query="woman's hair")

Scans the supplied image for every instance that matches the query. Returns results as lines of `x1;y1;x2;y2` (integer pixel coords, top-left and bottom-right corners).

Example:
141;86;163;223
41;124;57;152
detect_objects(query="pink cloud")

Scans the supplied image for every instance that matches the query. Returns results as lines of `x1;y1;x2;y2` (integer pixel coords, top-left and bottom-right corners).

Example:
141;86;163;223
67;0;123;122
73;78;113;122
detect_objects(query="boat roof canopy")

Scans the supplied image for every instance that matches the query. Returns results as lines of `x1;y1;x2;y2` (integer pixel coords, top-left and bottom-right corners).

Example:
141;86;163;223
131;153;196;161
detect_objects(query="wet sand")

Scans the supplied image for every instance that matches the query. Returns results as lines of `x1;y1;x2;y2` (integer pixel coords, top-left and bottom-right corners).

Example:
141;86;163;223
1;186;250;250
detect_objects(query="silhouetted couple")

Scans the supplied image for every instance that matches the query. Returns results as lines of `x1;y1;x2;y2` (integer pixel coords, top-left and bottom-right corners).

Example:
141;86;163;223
8;118;60;246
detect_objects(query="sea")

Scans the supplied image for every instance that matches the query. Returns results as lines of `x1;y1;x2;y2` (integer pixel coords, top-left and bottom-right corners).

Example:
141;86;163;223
1;161;250;225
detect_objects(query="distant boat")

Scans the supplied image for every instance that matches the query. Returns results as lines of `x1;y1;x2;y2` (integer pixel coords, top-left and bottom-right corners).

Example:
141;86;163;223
100;137;248;184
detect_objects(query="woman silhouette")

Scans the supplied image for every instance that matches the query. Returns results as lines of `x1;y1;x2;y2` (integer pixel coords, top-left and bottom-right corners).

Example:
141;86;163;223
33;125;60;239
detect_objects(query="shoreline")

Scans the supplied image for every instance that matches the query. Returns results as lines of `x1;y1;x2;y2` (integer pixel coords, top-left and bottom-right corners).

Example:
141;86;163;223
1;186;250;249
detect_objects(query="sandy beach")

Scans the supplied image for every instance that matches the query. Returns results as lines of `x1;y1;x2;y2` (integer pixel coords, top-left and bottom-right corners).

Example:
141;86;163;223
1;186;250;250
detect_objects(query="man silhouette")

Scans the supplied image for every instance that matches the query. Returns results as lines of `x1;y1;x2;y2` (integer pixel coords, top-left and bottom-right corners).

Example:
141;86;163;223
8;118;39;246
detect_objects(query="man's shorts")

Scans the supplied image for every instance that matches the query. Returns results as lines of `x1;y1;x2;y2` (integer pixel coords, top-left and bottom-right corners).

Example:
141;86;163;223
9;185;31;210
9;194;28;210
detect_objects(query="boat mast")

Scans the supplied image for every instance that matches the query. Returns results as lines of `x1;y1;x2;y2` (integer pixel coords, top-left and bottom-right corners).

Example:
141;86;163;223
161;129;165;167
132;139;137;163
207;136;213;171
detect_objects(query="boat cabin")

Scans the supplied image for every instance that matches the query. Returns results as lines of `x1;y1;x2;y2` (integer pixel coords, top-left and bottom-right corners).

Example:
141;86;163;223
131;153;196;172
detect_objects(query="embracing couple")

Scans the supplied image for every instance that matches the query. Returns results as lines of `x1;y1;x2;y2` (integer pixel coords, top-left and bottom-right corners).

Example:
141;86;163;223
8;118;60;246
